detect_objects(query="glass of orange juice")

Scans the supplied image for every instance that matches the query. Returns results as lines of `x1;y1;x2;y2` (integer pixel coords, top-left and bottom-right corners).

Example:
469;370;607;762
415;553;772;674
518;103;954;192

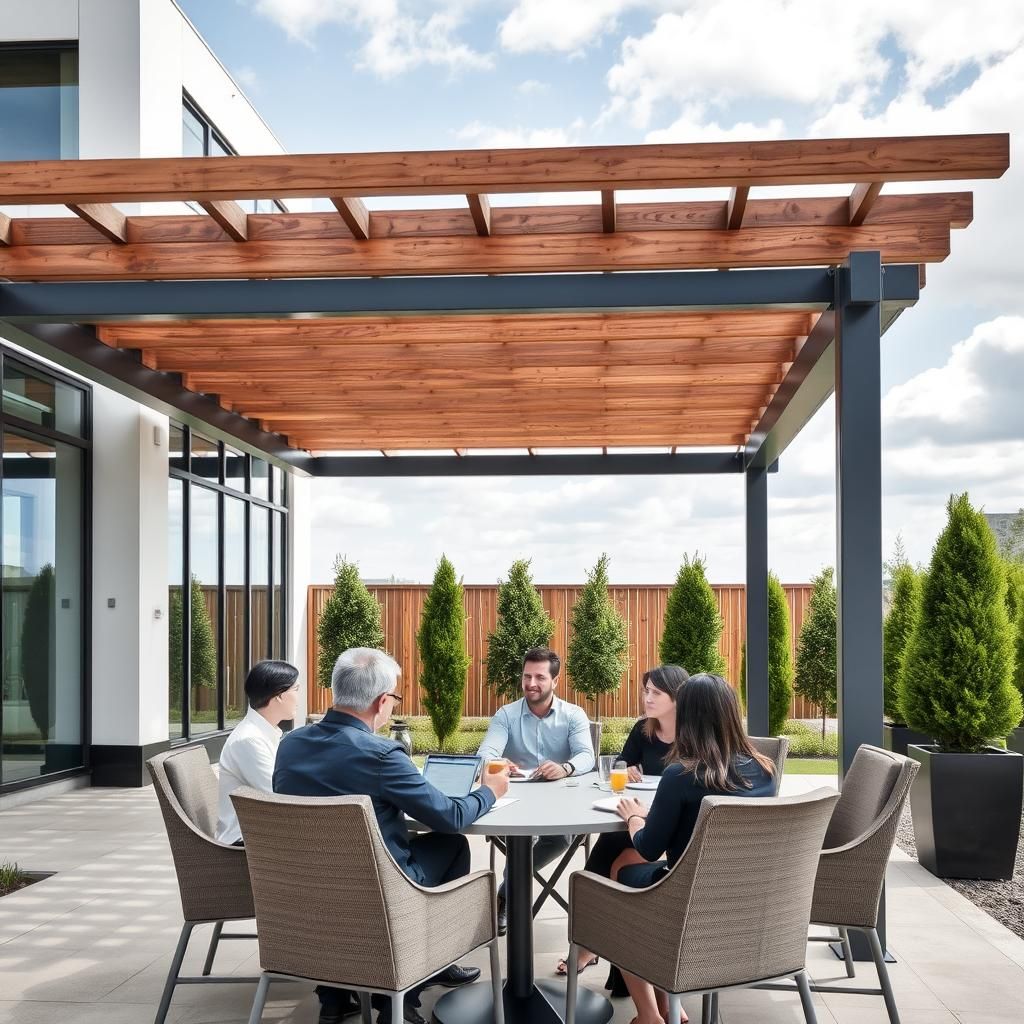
486;757;510;775
610;760;628;793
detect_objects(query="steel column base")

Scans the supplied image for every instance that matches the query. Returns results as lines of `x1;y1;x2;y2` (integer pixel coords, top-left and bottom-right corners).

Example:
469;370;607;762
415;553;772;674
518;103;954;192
431;978;613;1024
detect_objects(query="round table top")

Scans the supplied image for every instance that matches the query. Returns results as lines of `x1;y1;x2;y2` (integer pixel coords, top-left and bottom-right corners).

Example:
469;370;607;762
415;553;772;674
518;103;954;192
460;775;659;837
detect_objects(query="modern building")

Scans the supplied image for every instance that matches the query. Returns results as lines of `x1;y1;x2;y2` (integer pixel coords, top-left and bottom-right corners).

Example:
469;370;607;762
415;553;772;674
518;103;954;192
0;0;311;800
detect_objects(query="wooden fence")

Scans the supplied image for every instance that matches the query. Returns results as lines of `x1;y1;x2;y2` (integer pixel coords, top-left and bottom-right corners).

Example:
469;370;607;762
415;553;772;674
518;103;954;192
307;583;817;720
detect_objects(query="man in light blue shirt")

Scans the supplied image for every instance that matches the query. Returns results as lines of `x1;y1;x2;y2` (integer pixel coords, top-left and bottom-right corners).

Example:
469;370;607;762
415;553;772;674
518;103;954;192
477;646;595;933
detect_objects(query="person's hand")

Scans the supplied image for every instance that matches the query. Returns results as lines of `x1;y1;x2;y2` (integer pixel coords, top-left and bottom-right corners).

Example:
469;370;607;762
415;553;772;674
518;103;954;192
627;765;643;783
616;797;648;824
534;760;568;781
482;766;510;800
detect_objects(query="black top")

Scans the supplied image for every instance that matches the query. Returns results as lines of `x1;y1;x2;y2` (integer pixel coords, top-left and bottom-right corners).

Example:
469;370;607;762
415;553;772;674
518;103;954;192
619;718;673;776
632;755;775;869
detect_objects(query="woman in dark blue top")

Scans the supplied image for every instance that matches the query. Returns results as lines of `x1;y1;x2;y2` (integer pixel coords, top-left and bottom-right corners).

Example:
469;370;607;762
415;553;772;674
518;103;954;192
610;673;776;1024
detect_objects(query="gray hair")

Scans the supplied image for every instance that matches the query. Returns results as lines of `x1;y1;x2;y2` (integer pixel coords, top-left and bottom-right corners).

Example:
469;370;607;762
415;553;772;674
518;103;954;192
331;647;401;710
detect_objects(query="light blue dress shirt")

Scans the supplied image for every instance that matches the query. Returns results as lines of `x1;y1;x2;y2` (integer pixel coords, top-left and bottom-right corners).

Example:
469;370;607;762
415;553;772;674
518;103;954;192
477;696;595;774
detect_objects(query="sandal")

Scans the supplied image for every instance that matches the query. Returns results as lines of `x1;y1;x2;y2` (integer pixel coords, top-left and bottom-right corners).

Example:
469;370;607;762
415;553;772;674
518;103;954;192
556;954;599;975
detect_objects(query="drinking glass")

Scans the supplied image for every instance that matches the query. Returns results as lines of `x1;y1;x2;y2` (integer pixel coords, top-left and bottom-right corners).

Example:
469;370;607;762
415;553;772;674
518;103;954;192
486;757;510;775
610;759;628;793
598;754;616;790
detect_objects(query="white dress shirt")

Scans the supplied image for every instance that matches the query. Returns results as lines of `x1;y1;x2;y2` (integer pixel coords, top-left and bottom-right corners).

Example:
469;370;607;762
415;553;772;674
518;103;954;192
215;705;282;844
477;696;595;774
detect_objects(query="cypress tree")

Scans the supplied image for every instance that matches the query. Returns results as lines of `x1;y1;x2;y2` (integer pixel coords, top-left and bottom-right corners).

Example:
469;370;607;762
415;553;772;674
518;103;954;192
485;559;554;701
21;564;55;737
168;574;217;711
317;556;386;688
794;567;837;741
659;554;727;674
900;493;1023;751
418;555;470;749
768;573;795;736
566;553;628;718
1006;561;1024;696
883;562;923;720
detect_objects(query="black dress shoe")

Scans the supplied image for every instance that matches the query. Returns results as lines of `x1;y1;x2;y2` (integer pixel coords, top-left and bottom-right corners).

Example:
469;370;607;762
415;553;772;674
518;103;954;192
496;895;508;936
431;963;481;988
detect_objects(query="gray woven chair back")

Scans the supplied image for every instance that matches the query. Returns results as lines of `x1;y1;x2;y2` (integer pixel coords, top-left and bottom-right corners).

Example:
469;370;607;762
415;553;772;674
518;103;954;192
162;746;219;838
825;744;914;849
589;720;603;758
748;736;790;795
231;789;420;992
657;788;839;993
147;749;254;923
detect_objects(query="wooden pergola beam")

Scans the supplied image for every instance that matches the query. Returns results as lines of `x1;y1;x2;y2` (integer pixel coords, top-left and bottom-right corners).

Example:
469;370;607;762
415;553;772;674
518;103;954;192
601;190;616;233
0;221;951;280
330;196;370;240
726;187;749;230
0;134;1006;203
466;194;491;236
0;212;10;246
849;182;884;226
66;203;127;243
198;200;248;242
298;432;748;449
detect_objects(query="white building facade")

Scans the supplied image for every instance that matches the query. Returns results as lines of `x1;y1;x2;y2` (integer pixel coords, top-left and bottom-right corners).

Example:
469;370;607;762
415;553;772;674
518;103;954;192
0;0;311;798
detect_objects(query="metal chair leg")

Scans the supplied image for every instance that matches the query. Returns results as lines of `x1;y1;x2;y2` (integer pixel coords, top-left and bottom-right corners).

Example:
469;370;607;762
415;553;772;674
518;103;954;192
867;927;901;1024
668;993;683;1024
701;993;712;1024
154;921;194;1024
391;991;404;1024
795;971;818;1024
838;926;856;979
584;835;592;861
246;973;271;1024
359;992;372;1024
565;942;579;1024
202;920;224;977
489;837;496;873
490;939;505;1024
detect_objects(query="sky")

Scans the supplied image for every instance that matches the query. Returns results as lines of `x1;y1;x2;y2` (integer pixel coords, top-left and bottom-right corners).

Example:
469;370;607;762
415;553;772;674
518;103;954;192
177;0;1024;585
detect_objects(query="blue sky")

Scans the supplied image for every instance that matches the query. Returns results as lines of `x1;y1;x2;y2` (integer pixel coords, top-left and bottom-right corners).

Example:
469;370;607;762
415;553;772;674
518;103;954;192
177;1;1024;585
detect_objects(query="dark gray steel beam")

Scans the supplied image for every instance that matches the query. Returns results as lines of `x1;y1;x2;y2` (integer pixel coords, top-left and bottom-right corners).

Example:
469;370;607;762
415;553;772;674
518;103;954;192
0;320;313;473
311;452;760;477
745;463;770;736
0;268;843;322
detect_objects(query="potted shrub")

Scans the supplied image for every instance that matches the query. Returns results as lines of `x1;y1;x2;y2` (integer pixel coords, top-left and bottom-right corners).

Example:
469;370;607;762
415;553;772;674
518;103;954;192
901;494;1024;879
1004;560;1024;754
882;553;932;755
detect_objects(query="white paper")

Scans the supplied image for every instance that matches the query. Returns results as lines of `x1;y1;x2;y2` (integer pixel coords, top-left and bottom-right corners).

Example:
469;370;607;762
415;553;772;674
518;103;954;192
483;797;518;814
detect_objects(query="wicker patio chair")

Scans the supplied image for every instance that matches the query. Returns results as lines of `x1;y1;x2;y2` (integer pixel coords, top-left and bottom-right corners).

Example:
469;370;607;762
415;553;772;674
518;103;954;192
231;788;504;1024
565;788;840;1024
749;735;790;794
147;748;259;1024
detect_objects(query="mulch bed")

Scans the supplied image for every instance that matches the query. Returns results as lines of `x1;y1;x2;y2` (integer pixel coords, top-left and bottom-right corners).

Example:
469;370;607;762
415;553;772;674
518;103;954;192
896;805;1024;939
0;876;36;898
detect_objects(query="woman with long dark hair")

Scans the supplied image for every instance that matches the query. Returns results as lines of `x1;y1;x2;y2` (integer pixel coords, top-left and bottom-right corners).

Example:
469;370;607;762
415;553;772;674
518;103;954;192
556;665;688;977
611;673;776;1024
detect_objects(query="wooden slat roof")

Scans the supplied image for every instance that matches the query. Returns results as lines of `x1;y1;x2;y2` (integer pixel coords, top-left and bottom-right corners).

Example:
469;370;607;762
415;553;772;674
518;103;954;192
0;133;1008;454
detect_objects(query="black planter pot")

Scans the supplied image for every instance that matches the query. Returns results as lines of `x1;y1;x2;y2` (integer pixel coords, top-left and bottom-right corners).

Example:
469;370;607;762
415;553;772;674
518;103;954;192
1006;727;1024;755
907;744;1024;880
882;723;933;757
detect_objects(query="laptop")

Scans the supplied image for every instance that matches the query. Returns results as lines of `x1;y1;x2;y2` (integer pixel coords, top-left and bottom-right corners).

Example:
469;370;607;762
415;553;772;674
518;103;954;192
421;753;483;797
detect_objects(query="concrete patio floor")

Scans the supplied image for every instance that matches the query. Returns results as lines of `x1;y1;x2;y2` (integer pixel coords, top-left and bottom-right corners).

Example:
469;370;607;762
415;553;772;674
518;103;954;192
2;775;1023;1024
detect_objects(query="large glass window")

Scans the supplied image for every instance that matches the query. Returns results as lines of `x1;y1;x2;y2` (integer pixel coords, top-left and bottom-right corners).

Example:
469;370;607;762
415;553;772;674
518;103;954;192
0;45;78;160
1;356;88;790
167;424;288;741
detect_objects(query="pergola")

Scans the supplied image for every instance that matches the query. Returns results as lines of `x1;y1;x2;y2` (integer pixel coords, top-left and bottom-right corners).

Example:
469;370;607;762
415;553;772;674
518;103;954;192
0;136;1008;956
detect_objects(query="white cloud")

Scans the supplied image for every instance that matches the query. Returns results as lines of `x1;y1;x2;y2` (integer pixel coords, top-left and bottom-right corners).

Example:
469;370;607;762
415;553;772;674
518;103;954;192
250;0;492;76
453;119;586;148
232;66;260;92
499;0;628;54
644;107;786;143
516;79;549;95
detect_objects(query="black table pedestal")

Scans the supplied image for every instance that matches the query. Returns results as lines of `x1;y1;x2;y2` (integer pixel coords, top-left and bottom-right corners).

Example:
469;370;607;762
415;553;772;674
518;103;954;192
432;835;613;1024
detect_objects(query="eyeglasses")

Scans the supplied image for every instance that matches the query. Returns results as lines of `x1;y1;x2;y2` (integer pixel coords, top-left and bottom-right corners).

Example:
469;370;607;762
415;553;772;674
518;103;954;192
388;691;404;702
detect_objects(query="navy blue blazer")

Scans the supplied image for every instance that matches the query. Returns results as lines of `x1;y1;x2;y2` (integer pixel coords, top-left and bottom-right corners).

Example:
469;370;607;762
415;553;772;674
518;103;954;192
273;710;495;884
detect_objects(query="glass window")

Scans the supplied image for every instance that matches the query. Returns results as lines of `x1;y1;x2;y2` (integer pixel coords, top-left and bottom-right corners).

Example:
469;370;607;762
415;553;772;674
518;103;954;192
191;432;219;481
224;445;246;491
0;45;78;160
272;513;285;658
271;466;284;506
182;102;205;157
168;421;187;473
189;487;220;735
250;507;269;666
2;432;84;784
3;361;84;436
167;478;184;740
251;457;269;501
224;497;246;728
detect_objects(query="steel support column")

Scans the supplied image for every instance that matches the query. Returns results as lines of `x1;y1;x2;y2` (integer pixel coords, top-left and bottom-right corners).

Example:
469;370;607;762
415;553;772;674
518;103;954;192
745;464;770;736
834;251;886;958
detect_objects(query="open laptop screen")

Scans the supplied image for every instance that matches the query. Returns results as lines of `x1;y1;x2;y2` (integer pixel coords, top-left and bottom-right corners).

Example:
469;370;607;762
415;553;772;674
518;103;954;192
421;754;482;797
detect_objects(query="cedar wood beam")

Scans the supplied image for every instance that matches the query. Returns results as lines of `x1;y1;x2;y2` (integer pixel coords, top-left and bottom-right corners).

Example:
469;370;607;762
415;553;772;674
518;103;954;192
198;200;248;242
330;196;371;239
601;190;616;233
849;182;884;226
66;203;128;243
0;212;10;246
466;194;491;236
0;134;1007;203
726;187;749;230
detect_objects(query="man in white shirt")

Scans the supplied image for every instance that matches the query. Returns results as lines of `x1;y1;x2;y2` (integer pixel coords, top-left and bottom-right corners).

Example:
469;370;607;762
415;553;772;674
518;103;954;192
215;660;301;844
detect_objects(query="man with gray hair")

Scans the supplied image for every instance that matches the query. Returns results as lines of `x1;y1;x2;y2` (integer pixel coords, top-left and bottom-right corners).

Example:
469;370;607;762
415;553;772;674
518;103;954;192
274;648;508;1024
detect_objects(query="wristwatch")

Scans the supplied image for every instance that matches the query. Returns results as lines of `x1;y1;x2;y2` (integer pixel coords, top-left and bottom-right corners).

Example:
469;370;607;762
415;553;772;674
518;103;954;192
562;762;575;776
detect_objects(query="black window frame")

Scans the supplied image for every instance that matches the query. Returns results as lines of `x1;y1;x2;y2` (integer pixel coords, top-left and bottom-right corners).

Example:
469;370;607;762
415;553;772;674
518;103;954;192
0;347;91;794
168;423;288;743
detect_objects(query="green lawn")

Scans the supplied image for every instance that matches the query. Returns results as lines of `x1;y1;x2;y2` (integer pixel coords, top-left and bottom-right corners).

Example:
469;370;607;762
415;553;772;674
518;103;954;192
786;758;838;775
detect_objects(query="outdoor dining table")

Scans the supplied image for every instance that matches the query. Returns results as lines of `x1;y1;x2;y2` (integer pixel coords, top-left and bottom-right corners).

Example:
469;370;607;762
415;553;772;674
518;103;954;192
428;774;657;1024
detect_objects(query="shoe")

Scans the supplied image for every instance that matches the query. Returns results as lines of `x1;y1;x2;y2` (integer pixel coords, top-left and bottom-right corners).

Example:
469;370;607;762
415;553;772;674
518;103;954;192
318;989;362;1022
496;895;507;936
431;963;481;988
556;954;599;975
375;999;426;1024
